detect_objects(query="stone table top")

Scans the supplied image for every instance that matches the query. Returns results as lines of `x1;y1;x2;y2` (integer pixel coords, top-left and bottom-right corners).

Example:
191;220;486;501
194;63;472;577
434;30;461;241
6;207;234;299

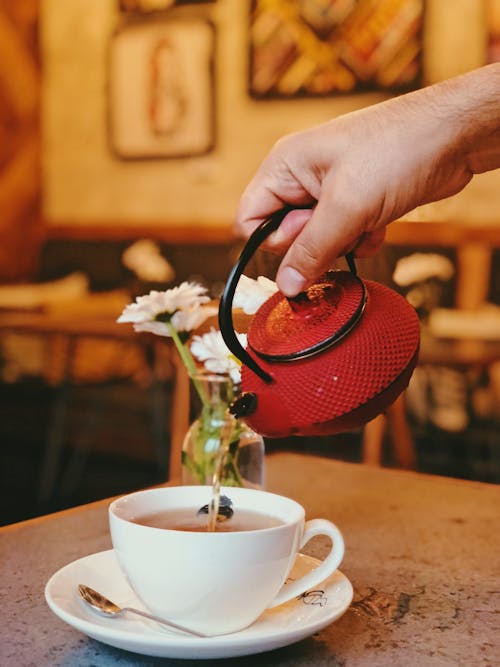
1;452;499;666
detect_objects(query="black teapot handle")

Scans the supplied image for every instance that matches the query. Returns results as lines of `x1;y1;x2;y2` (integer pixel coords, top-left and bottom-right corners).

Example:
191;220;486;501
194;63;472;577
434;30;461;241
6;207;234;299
218;207;357;384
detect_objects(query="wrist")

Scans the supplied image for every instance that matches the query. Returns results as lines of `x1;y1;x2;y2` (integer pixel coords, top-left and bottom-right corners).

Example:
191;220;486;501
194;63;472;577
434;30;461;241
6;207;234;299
432;64;500;174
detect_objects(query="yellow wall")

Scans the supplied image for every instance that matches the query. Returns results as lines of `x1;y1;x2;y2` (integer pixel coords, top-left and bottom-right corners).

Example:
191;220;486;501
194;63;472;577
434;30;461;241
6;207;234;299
41;0;499;230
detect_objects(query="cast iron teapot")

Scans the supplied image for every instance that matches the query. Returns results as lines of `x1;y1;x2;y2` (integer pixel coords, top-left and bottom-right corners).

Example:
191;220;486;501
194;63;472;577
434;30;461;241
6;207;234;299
219;208;420;438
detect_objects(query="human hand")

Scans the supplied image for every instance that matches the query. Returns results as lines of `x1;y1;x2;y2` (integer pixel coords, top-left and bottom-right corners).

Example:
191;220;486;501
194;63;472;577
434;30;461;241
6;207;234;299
235;65;500;296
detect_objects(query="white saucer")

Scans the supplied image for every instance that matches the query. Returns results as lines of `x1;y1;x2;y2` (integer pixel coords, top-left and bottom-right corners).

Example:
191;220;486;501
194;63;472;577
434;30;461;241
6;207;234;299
45;549;353;660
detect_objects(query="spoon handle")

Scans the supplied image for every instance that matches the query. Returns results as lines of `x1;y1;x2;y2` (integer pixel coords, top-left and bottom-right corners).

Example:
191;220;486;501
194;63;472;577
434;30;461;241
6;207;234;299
121;607;207;637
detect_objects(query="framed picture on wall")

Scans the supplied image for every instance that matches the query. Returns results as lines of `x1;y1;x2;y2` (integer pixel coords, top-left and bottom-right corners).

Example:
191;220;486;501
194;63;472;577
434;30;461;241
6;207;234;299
249;0;424;98
108;18;215;159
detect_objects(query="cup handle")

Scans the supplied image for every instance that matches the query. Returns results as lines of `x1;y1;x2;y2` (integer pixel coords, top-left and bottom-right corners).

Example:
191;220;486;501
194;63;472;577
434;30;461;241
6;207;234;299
267;519;345;608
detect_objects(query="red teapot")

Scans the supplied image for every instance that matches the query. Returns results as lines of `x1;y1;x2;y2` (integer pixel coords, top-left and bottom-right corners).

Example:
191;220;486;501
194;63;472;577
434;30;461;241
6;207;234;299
219;208;420;438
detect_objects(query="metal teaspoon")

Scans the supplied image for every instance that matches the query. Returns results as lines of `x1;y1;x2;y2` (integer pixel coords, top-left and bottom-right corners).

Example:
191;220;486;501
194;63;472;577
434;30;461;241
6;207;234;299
77;584;207;637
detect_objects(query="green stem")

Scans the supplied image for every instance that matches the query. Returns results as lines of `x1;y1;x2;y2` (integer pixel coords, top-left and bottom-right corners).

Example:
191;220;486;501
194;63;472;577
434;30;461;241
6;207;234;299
227;422;244;486
166;322;209;408
227;452;244;486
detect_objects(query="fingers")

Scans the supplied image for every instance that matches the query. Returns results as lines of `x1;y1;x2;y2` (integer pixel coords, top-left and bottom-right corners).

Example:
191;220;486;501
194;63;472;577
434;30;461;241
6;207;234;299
264;208;314;253
276;224;388;296
353;228;387;257
276;195;359;296
234;136;318;242
236;177;388;297
234;186;284;241
235;183;316;256
234;126;390;297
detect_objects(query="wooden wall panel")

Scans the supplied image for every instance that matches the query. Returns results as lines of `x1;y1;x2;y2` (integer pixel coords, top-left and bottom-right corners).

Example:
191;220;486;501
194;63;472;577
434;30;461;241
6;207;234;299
0;1;42;282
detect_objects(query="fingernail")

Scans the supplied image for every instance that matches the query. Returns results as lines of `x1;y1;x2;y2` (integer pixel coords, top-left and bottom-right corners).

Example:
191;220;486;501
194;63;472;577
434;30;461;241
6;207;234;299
279;267;306;296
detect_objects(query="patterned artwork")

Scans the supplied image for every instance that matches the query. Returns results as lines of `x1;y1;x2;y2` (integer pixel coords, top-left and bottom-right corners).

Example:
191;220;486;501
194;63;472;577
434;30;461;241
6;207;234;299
249;0;424;98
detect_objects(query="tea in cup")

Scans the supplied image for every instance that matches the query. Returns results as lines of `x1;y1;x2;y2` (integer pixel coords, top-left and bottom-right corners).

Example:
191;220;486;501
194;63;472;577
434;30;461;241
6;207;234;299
109;486;344;636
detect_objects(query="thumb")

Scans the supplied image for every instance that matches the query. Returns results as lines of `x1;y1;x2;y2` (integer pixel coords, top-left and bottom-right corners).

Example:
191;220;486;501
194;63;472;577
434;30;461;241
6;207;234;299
276;198;356;296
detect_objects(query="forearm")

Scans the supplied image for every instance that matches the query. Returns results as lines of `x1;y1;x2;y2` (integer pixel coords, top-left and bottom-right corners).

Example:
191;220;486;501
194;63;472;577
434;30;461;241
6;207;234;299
327;63;500;216
420;63;500;175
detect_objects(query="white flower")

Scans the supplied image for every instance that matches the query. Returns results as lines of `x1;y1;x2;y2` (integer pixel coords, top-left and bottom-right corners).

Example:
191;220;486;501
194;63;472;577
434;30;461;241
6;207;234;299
122;239;175;283
133;320;171;337
190;328;247;383
117;282;212;326
393;253;454;287
233;275;278;314
128;304;217;336
171;305;218;332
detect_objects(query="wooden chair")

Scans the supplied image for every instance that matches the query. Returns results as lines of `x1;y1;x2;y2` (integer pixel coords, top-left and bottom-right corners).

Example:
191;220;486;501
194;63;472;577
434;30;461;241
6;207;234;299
361;220;500;469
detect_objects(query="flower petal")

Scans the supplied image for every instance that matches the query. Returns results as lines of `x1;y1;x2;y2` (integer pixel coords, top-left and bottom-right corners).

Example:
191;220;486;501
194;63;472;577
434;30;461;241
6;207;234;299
117;282;211;325
233;275;278;314
190;328;246;382
133;321;172;337
172;305;218;332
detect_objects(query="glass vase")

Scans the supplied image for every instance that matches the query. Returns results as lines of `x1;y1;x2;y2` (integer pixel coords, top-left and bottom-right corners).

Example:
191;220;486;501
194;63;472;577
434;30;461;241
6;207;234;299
181;371;265;488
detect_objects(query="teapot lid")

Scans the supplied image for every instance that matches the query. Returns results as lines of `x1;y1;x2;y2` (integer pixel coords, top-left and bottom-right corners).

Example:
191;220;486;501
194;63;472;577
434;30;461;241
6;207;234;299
248;270;366;361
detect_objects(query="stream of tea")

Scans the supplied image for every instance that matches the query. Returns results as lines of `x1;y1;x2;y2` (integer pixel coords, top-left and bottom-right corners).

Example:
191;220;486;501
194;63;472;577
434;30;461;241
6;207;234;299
207;410;236;532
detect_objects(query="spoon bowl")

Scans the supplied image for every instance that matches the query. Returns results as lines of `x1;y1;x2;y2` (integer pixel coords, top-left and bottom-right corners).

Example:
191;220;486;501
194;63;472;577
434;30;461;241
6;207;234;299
77;584;206;637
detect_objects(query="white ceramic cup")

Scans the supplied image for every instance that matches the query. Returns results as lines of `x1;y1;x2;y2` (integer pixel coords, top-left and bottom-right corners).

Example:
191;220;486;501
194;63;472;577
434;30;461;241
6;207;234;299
109;486;344;636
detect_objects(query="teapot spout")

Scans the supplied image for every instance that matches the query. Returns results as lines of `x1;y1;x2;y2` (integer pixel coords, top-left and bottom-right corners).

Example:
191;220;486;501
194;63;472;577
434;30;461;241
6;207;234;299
229;392;258;418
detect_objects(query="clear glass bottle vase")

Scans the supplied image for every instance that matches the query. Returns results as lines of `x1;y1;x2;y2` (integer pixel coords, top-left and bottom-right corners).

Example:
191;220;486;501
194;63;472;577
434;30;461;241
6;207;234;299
181;371;265;488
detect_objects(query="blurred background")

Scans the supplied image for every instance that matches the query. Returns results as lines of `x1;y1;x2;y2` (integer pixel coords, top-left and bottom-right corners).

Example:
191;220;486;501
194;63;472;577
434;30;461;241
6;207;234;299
1;0;499;525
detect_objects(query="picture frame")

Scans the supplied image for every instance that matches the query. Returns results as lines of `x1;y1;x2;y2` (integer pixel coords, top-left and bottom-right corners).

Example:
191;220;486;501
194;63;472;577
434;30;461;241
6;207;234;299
248;0;424;99
108;17;215;159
